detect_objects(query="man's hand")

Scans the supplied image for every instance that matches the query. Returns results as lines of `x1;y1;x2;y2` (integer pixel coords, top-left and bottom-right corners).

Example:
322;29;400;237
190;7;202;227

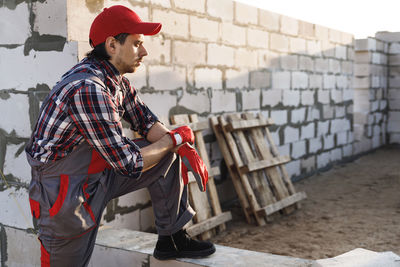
169;126;195;147
177;143;208;192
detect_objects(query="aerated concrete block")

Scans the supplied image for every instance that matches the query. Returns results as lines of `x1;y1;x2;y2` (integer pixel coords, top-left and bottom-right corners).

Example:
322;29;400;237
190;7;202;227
290;37;306;54
389;43;400;54
330;148;342;161
258;9;280;31
103;209;141;230
306;40;321;56
291;108;306;124
299;56;314;71
211;90;236;113
272;72;291;90
270;110;288;125
335;45;347;59
4;227;40;267
174;0;205;13
301;122;315;140
152;9;188;38
148;65;186;90
329;59;341;74
0;94;31;137
206;0;233;21
4;143;31;184
221;23;246;46
174;41;206;65
143;36;171;64
309;74;323;89
247;28;269;49
151;0;170;8
261;89;282;107
301;90;315;105
281;55;298;70
0;188;33;229
315;58;329;73
235;2;258;25
242;89;261;110
285;160;301;177
0;43;78;91
341;61;353;74
336;131;348;145
140;91;176;117
195;68;222;89
125;64;147;90
309;137;322;153
283;90;300;106
226;69;249;89
317;151;330;169
315;24;329;40
178;91;210;114
323;74;336;89
234;49;258;69
250;71;271;89
207;44;235;67
318;120;330;136
270;33;289;53
280;15;299;36
0;2;31;44
284;126;299;144
355;38;376;51
322;105;334;119
34;0;67;37
331;89;343;104
292;72;308;89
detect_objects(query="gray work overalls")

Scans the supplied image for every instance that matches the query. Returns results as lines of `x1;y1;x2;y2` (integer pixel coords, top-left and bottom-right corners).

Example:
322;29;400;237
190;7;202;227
26;73;195;266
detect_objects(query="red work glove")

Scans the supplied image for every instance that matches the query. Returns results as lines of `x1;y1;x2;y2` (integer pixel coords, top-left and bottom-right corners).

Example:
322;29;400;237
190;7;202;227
178;143;208;192
169;126;195;146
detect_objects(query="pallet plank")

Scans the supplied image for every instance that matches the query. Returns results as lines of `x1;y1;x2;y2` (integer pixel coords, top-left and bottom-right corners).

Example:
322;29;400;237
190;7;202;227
187;211;232;237
240;155;291;173
243;113;294;214
189;114;226;232
257;114;299;209
224;118;273;132
210;117;253;224
256;192;307;216
222;115;266;226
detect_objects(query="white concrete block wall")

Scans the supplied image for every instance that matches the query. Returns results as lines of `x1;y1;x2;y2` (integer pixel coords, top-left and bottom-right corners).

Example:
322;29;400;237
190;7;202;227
353;36;392;152
384;34;400;144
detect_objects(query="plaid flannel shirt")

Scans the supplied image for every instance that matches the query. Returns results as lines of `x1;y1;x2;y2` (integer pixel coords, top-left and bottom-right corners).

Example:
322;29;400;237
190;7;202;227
26;57;159;179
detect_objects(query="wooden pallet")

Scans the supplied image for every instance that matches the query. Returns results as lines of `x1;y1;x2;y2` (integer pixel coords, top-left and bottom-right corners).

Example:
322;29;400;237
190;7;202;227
210;113;306;225
170;114;232;239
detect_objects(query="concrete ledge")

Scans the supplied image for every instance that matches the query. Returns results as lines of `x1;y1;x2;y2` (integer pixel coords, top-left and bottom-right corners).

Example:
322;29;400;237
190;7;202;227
315;248;400;267
92;227;315;267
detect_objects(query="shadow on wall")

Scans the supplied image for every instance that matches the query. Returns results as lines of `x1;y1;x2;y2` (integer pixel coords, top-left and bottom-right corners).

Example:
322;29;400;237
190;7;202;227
129;44;357;183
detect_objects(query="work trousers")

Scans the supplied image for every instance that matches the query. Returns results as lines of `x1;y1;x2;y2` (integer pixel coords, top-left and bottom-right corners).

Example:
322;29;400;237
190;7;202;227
27;140;195;267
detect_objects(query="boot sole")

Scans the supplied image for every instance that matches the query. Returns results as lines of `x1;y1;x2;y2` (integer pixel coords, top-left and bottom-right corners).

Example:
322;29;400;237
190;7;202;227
153;245;216;260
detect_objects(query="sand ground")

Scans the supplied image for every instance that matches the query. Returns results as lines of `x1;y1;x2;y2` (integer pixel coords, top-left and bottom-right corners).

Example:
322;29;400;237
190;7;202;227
211;146;400;260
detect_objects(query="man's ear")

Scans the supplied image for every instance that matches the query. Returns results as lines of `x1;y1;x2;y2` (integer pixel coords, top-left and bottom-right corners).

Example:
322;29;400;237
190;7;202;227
105;36;118;57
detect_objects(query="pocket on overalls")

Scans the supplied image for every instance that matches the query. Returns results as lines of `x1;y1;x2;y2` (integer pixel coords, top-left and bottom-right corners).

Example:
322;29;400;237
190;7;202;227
29;198;40;219
29;179;43;219
44;174;96;239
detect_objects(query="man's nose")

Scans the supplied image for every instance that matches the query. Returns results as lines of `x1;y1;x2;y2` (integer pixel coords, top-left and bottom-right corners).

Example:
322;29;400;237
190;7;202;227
140;45;148;57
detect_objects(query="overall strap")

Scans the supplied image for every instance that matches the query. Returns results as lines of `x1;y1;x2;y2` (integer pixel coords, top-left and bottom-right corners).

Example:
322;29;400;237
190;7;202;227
26;73;105;149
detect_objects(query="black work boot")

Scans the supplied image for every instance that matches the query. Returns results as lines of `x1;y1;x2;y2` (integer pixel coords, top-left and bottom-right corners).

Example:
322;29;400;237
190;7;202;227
153;229;216;260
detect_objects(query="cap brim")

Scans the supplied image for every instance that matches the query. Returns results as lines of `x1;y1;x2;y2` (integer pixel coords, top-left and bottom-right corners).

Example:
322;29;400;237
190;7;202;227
132;22;162;36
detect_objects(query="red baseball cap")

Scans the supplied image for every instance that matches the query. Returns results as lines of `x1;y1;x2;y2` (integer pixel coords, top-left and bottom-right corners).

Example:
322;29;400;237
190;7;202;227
89;5;162;47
